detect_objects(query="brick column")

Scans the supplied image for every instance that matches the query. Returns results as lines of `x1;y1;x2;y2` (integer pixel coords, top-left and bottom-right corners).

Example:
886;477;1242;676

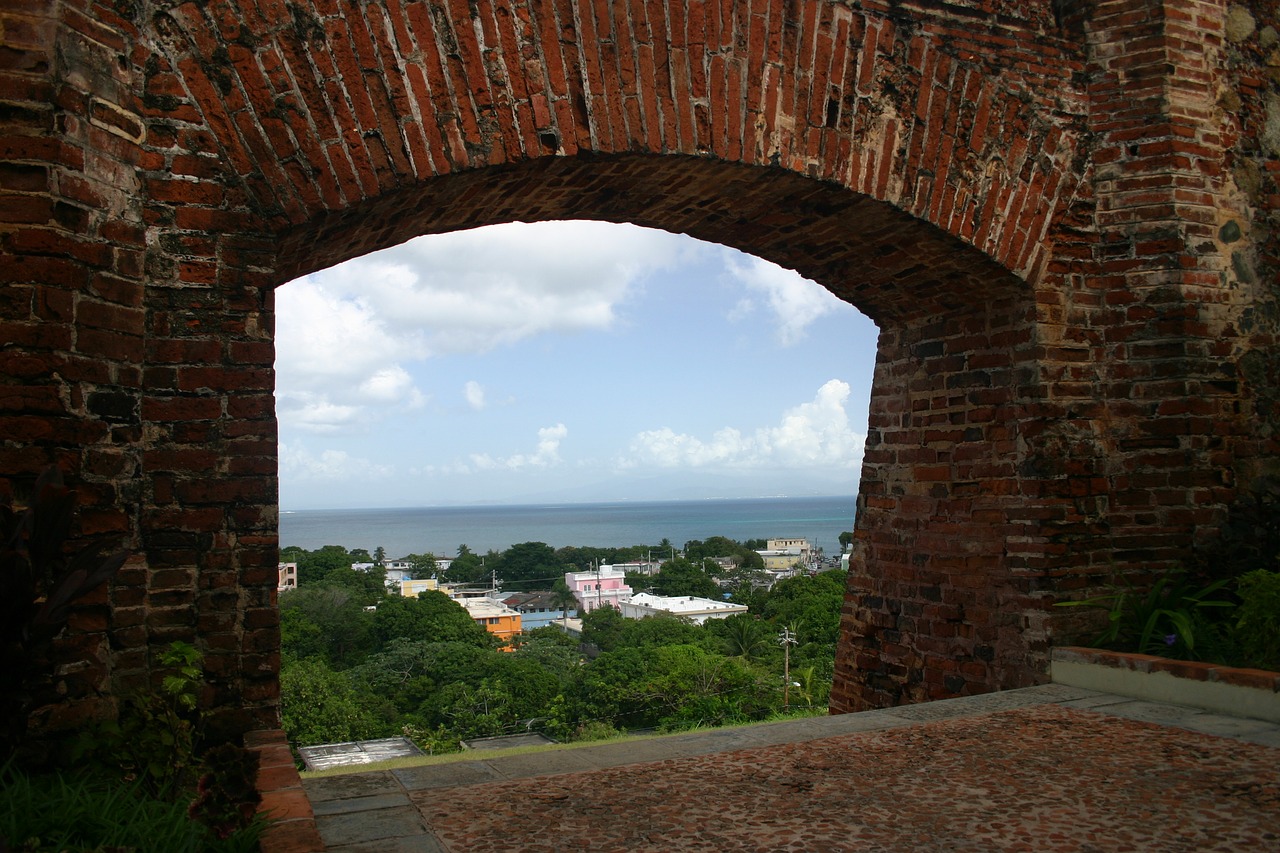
1080;0;1244;561
0;0;151;732
833;0;1263;712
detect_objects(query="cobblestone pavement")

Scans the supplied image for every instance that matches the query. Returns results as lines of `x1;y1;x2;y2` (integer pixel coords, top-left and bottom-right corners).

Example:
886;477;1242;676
302;685;1280;852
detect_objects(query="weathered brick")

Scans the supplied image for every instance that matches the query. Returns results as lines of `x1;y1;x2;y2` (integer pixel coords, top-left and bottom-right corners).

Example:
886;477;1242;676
6;0;1276;743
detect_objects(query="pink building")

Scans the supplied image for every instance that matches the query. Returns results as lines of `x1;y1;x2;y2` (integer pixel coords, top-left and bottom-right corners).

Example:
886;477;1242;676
565;567;633;613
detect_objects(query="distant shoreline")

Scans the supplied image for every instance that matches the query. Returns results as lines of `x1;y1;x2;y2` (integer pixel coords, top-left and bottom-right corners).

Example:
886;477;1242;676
278;495;857;557
280;493;853;514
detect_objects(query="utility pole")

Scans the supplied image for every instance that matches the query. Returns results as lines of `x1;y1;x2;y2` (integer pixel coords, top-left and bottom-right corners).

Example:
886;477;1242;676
591;558;598;611
779;626;798;709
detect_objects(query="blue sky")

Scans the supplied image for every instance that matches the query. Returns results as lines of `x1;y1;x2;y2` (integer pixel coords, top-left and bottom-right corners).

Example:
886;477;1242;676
275;221;880;509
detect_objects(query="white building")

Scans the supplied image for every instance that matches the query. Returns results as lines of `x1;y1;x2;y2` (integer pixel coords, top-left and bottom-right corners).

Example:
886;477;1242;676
278;562;298;592
353;561;416;591
619;593;748;624
606;560;662;576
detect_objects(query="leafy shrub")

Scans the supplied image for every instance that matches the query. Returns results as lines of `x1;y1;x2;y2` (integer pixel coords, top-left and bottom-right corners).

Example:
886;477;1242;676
570;720;620;742
72;642;263;841
1057;571;1233;658
1235;569;1280;670
75;641;203;799
187;744;263;841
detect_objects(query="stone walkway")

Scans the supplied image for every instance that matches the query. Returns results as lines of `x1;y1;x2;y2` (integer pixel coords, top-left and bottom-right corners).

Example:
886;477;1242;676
300;684;1280;852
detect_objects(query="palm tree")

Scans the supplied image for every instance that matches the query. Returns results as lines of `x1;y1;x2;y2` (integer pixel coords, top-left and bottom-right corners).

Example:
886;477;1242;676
721;615;768;660
550;579;578;630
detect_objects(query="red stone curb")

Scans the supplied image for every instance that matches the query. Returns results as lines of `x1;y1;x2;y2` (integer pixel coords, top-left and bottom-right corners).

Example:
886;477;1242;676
245;729;325;853
1053;646;1280;692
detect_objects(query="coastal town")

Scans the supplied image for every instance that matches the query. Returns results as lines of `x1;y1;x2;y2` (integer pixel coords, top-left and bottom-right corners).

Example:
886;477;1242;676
273;535;851;760
277;537;847;649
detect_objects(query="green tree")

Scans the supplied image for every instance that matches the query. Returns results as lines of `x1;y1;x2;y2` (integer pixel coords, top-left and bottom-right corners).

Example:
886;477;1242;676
838;531;855;550
760;570;847;648
554;546;614;573
572;646;652;729
580;603;625;652
318;565;386;605
406;553;438;579
549;579;579;626
372;591;493;648
280;659;377;747
495;542;560;591
651;557;721;599
445;545;486;584
720;562;769;599
643;645;764;730
292;544;359;586
715;614;770;660
616;613;708;650
573;644;765;732
512;627;582;687
373;546;386;566
278;586;375;668
624;570;653;592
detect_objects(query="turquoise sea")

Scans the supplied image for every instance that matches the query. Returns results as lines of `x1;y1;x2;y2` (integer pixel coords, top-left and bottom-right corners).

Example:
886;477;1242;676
278;495;856;558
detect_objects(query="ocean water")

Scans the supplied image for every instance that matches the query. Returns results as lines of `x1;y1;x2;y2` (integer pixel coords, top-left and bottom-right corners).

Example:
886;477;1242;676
278;495;856;558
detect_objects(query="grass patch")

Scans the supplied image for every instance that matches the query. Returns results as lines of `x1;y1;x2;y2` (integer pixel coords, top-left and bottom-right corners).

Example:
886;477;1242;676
300;708;828;779
0;762;264;853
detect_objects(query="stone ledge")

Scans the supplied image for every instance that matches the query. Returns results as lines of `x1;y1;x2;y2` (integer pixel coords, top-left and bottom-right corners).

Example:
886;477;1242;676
245;729;324;853
1051;646;1280;723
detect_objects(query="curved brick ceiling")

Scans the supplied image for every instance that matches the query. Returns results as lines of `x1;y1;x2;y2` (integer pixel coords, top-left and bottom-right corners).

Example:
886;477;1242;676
138;0;1088;318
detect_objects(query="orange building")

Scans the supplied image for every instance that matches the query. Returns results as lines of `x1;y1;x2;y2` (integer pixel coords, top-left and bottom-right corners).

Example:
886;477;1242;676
459;598;523;650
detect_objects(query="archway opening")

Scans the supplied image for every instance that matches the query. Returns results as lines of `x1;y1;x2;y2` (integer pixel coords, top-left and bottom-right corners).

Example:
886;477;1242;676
262;151;1041;753
271;217;879;752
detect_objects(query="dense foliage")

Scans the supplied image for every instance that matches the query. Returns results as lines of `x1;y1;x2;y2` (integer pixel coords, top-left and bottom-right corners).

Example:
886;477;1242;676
1;472;263;852
1060;483;1280;671
278;539;846;752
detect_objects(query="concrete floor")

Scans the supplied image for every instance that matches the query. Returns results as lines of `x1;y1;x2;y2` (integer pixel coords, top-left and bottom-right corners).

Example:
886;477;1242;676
300;683;1280;852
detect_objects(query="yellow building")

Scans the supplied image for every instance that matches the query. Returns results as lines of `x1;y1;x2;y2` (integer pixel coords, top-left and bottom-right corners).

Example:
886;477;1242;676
400;577;439;597
757;548;804;570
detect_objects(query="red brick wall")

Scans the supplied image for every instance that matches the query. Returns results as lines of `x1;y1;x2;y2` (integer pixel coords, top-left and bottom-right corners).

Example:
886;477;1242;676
1;0;1273;734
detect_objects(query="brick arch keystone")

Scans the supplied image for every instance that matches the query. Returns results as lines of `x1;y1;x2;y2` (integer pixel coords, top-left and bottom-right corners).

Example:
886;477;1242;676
1;0;1275;736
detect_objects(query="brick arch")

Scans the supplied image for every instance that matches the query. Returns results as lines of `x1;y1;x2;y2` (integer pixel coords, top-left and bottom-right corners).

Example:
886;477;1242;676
276;154;1027;323
4;0;1276;737
140;0;1085;285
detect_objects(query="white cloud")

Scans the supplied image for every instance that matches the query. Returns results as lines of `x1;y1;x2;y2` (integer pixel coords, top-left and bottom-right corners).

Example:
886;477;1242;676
620;380;862;470
360;366;423;406
276;221;691;434
279;442;396;481
305;221;689;355
464;381;486;410
470;423;568;471
725;256;847;346
275;393;362;434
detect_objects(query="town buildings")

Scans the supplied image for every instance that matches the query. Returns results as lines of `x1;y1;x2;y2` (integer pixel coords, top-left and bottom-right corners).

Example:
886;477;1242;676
458;598;522;648
620;593;748;624
502;591;576;630
400;578;440;597
278;562;298;592
565;567;633;613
